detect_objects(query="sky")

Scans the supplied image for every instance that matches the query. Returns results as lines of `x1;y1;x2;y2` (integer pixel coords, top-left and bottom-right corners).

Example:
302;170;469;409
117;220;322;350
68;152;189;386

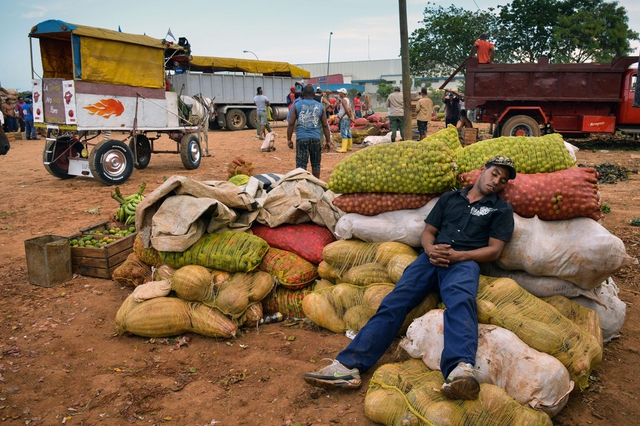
1;0;638;92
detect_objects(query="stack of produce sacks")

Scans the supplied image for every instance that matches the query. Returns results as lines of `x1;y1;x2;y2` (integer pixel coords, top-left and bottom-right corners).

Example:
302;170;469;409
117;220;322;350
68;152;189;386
365;358;553;426
251;223;336;319
401;309;574;417
115;268;272;339
115;220;345;335
301;240;439;334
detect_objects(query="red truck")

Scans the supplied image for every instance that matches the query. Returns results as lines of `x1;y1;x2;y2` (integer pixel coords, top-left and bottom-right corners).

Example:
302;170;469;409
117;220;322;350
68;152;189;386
463;56;639;137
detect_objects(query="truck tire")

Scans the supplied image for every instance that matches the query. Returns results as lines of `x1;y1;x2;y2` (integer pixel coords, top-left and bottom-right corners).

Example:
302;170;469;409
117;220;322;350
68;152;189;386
501;115;541;137
247;110;258;129
88;140;134;185
180;134;202;170
225;109;246;131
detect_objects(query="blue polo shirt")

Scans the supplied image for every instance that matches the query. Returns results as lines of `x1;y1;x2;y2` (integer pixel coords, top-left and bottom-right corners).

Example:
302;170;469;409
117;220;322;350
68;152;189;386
426;186;514;251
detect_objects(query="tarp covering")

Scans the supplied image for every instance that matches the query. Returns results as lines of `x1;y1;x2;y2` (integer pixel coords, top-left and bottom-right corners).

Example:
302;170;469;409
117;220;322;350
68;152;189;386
189;56;310;78
80;37;164;88
31;20;167;88
40;38;73;80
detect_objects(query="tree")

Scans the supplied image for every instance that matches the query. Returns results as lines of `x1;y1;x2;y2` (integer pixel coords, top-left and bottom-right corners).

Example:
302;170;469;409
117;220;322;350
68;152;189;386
377;80;395;101
409;3;498;77
496;0;559;63
551;0;639;63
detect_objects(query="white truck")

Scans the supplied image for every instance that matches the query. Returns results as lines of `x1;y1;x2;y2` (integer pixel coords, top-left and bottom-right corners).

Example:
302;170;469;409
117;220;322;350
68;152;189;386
168;56;310;131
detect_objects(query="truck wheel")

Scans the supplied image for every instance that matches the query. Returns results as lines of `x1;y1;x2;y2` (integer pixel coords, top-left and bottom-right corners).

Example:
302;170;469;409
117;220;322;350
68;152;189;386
225;109;246;131
43;138;79;179
501;115;541;137
180;134;201;170
129;134;151;169
88;140;134;185
247;110;258;129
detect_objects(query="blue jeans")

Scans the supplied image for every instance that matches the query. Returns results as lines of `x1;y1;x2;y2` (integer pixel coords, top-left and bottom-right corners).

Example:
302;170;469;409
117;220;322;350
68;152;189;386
336;252;480;378
25;120;36;139
339;116;352;139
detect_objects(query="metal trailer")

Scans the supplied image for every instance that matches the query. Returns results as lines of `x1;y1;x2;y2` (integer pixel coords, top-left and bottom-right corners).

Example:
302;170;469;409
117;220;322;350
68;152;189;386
168;55;310;131
29;20;204;185
463;56;640;137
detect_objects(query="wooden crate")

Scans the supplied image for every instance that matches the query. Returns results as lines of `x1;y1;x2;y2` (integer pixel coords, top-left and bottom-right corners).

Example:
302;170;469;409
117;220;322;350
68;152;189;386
68;221;136;279
462;128;478;146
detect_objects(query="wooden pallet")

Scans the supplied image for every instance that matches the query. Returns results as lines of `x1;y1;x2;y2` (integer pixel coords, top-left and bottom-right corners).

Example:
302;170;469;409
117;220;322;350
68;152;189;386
68;221;136;279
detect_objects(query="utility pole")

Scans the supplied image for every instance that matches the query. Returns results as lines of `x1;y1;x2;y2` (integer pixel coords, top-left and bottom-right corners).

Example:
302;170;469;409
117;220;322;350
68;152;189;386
399;0;412;140
326;32;333;91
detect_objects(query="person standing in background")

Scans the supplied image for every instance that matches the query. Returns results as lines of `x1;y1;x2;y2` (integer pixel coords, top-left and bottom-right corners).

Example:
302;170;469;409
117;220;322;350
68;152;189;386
353;92;362;118
470;34;495;64
22;98;38;140
286;87;296;110
415;88;433;140
254;87;272;140
386;86;404;142
15;96;25;133
442;91;461;128
336;88;355;153
362;93;372;117
287;85;332;179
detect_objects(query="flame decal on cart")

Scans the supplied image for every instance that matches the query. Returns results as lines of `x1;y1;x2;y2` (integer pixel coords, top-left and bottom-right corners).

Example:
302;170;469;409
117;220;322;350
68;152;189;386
83;99;125;118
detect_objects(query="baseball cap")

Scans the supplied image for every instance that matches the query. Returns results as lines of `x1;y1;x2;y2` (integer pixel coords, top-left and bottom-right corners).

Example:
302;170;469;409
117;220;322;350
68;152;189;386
316;87;323;93
485;156;516;180
337;88;347;94
290;87;296;91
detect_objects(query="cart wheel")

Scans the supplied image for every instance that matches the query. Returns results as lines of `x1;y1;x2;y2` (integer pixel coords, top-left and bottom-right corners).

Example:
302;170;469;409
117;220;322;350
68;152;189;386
501;115;541;137
247;110;258;129
130;134;151;169
180;134;201;170
43;138;81;179
88;140;134;185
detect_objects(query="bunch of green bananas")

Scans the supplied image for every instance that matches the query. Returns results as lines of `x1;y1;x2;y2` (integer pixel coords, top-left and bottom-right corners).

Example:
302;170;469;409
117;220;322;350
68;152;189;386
112;182;146;226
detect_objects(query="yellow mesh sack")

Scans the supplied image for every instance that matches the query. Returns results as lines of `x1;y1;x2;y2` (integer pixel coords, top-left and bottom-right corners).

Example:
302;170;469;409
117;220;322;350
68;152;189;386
455;133;575;175
365;359;553;426
159;231;269;272
477;276;602;390
302;282;438;334
327;139;458;194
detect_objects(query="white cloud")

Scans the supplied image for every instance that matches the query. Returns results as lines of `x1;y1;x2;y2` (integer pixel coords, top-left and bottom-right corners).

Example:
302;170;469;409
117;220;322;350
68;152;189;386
22;6;48;19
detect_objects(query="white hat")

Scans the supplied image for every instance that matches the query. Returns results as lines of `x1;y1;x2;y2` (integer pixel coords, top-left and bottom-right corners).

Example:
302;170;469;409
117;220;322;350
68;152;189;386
337;88;347;94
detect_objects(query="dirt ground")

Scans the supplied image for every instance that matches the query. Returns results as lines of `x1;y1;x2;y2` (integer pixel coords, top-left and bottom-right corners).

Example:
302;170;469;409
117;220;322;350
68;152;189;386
1;120;640;426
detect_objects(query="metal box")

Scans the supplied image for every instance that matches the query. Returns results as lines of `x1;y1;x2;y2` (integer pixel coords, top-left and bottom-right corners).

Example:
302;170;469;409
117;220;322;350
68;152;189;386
24;235;73;287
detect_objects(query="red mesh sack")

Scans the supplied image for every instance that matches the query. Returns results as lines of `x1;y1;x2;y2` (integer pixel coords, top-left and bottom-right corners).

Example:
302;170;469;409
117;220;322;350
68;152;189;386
367;113;382;123
133;235;162;267
251;223;335;264
112;252;153;287
258;248;318;290
458;167;602;221
354;118;369;126
262;286;313;318
332;192;438;216
329;124;339;133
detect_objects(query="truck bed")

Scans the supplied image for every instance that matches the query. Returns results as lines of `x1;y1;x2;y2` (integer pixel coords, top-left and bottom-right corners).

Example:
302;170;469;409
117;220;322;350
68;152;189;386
465;56;638;109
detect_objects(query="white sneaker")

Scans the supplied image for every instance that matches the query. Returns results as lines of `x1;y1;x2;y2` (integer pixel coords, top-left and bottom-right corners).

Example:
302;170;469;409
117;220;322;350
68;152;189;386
303;359;361;389
440;362;480;400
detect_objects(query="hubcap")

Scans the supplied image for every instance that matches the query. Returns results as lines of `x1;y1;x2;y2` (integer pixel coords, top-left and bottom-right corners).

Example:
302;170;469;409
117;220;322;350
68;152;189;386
103;149;127;177
190;141;201;163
